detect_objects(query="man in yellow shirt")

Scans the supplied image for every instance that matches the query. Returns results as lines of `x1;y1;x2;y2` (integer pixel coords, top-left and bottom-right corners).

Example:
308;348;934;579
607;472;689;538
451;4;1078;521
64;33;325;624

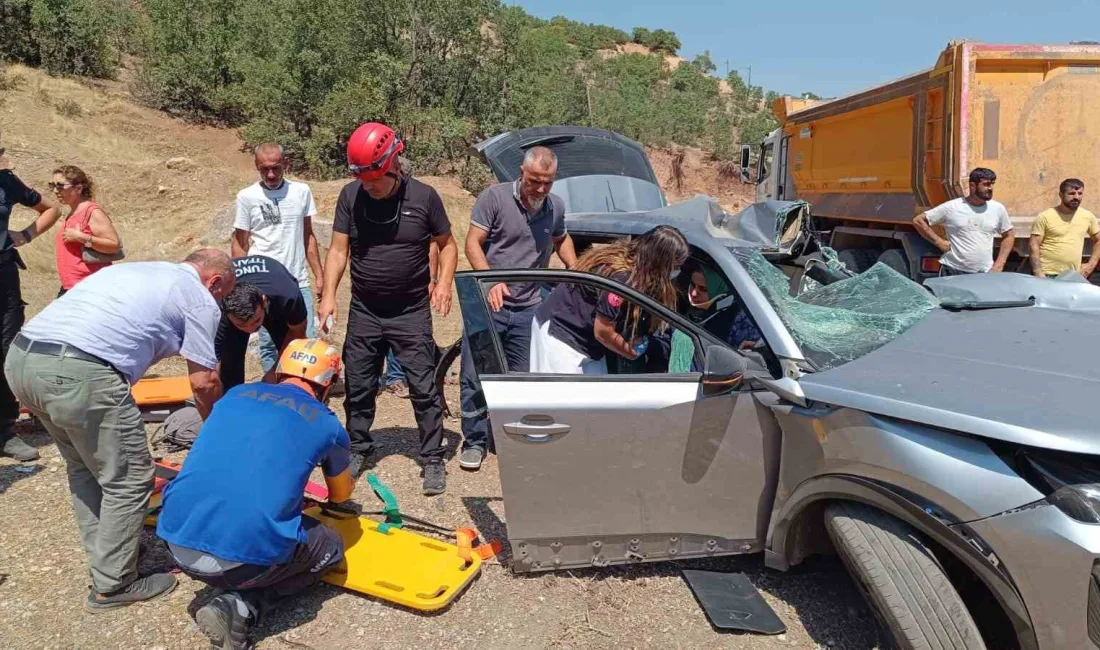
1030;178;1100;278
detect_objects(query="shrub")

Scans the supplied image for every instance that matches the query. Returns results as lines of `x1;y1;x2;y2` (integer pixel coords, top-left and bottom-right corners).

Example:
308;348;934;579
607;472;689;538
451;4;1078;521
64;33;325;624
55;97;83;117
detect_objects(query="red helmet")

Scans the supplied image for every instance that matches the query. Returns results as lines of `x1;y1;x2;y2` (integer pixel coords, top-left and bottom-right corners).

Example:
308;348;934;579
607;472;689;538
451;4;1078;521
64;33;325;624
347;122;404;181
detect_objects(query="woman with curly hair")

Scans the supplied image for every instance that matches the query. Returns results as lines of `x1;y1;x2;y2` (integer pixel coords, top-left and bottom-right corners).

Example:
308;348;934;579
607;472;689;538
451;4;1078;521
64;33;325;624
51;165;122;296
530;224;688;374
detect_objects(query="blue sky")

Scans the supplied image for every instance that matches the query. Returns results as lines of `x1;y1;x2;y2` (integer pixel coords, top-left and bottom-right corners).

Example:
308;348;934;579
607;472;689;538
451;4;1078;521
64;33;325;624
511;0;1099;98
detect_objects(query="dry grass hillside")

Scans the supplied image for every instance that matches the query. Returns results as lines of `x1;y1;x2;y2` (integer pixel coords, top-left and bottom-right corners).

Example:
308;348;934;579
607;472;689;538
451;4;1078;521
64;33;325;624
1;62;743;322
1;63;257;313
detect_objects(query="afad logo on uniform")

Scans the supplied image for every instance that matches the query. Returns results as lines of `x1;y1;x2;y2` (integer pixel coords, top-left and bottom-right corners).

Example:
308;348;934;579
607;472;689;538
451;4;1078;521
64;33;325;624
290;350;318;364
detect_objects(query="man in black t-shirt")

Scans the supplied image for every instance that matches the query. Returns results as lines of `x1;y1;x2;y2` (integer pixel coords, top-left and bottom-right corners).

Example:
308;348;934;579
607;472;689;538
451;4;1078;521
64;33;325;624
0;133;63;461
318;122;458;495
216;256;308;391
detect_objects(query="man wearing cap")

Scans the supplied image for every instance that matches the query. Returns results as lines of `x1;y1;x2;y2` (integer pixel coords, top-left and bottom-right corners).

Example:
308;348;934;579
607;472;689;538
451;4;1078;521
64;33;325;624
318;122;458;496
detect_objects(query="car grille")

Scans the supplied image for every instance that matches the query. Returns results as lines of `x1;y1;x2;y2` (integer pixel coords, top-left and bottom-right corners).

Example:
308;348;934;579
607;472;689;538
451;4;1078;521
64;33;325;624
1089;561;1100;647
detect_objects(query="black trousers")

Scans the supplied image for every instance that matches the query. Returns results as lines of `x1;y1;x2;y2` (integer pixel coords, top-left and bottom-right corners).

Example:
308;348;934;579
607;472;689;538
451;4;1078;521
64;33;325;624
0;260;24;431
178;518;343;601
343;296;444;460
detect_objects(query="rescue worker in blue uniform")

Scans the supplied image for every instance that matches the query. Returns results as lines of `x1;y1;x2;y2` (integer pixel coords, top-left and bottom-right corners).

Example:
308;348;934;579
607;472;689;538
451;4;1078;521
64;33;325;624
157;338;354;650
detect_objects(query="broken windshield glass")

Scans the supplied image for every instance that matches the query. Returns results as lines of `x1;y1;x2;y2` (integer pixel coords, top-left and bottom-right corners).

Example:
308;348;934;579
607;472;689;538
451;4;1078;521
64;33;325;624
735;249;940;370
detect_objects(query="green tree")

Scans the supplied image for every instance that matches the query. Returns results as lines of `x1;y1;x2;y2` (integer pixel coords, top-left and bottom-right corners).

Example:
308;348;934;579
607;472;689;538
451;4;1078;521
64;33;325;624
0;0;126;77
691;50;716;74
137;0;243;120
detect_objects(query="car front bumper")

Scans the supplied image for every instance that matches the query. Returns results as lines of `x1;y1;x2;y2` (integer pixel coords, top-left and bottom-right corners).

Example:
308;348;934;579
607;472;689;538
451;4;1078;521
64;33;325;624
966;502;1100;649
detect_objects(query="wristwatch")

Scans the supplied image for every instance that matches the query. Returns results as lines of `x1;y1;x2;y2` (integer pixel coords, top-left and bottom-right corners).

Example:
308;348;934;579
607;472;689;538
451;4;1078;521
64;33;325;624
83;234;93;248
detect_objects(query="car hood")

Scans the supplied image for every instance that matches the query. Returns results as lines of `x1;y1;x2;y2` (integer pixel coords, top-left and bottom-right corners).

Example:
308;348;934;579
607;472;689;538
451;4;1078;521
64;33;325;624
799;304;1100;454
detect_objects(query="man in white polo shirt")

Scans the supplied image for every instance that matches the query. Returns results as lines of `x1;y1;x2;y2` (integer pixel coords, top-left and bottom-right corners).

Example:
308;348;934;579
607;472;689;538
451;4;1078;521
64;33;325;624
232;143;324;372
4;248;231;611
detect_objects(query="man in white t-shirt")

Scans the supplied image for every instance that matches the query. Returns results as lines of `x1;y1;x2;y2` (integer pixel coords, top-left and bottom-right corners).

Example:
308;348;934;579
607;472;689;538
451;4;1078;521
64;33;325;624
913;167;1016;276
232;143;324;371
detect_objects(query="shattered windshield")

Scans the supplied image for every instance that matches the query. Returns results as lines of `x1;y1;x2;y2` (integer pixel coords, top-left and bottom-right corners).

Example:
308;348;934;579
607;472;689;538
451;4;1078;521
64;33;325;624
736;249;940;370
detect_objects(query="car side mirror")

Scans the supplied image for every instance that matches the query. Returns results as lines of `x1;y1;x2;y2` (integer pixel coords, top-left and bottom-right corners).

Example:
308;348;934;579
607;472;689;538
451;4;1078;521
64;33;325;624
702;344;747;397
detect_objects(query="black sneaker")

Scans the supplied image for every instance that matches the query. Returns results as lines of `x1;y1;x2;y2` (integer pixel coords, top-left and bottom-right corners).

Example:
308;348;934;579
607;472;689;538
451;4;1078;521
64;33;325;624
348;450;374;479
422;460;446;496
84;572;177;613
1;433;38;462
196;592;254;650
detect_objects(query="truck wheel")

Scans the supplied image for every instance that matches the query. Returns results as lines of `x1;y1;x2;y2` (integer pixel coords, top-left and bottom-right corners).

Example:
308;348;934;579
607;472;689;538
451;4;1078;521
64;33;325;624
825;501;986;650
836;248;877;274
877;249;912;279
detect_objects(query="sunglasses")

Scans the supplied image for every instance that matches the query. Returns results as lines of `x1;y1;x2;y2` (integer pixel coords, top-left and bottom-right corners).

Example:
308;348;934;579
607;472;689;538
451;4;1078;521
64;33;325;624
48;182;74;191
348;138;402;176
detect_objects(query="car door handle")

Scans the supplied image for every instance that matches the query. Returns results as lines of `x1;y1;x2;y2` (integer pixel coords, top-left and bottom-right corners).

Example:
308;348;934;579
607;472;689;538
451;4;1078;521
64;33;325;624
503;420;571;442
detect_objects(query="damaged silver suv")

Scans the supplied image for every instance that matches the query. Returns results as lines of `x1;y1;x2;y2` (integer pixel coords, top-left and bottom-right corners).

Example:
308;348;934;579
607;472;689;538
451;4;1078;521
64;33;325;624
456;126;1100;650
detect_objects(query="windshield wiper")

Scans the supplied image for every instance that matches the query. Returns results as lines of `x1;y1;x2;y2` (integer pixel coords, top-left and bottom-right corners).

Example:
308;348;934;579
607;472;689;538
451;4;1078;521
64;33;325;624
939;297;1035;311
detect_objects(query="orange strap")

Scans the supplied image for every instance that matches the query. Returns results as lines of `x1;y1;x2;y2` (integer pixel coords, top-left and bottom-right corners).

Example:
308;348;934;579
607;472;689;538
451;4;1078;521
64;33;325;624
455;527;502;561
455;528;474;566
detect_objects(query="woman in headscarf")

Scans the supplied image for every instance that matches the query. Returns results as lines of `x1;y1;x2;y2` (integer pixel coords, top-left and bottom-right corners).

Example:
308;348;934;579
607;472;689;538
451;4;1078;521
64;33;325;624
529;225;689;375
685;264;762;351
668;262;764;374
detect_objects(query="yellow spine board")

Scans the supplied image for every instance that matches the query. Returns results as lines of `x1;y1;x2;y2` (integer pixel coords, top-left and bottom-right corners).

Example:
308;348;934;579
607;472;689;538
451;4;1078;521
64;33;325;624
303;506;482;612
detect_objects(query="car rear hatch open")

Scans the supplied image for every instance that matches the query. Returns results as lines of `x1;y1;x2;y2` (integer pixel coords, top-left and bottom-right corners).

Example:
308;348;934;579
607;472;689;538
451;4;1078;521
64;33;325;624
472;126;667;214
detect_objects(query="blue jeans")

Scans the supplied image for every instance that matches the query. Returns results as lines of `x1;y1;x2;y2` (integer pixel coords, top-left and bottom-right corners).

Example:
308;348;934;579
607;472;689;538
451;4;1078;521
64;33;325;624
384;349;405;386
259;284;317;372
460;303;537;451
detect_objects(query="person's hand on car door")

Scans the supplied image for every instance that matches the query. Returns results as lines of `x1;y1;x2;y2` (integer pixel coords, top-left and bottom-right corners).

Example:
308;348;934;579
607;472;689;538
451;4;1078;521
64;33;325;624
487;282;510;312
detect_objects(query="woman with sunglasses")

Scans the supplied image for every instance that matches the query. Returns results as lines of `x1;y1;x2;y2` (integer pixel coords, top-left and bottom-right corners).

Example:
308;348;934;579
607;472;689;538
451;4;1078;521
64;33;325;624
0;133;62;461
51;165;122;296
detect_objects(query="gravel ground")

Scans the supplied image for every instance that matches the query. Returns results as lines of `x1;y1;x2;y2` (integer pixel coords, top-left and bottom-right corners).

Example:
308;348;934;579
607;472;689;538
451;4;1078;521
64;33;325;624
0;377;885;649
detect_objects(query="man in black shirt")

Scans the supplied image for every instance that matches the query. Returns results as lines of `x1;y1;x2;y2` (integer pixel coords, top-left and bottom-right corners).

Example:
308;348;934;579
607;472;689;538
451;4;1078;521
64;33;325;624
216;255;309;391
318;122;458;495
0;133;62;461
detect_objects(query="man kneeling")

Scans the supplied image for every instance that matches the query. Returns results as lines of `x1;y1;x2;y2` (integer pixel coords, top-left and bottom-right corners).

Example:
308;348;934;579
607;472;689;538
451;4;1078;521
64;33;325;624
157;339;353;649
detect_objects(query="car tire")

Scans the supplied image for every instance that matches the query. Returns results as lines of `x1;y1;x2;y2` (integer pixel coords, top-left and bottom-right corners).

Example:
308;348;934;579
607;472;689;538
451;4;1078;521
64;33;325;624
836;248;877;274
877;248;912;279
825;501;986;650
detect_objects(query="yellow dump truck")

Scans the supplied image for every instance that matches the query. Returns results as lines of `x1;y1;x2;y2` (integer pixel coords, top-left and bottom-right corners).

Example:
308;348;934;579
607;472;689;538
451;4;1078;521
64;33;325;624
740;40;1100;281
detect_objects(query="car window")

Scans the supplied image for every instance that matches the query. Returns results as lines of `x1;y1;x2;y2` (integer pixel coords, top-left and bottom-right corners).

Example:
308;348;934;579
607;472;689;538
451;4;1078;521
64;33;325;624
733;248;939;370
477;277;704;377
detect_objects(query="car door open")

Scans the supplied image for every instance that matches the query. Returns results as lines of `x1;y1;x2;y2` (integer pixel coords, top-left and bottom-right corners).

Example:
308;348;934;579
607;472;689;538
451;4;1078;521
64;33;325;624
456;269;782;572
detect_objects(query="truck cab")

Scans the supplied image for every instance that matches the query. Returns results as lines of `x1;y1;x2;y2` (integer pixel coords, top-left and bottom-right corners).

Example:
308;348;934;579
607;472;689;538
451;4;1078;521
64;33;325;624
745;128;788;204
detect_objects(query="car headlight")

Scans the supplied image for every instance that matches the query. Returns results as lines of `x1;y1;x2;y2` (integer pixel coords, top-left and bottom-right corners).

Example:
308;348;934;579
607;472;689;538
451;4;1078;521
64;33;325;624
1045;484;1100;524
1019;449;1100;524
